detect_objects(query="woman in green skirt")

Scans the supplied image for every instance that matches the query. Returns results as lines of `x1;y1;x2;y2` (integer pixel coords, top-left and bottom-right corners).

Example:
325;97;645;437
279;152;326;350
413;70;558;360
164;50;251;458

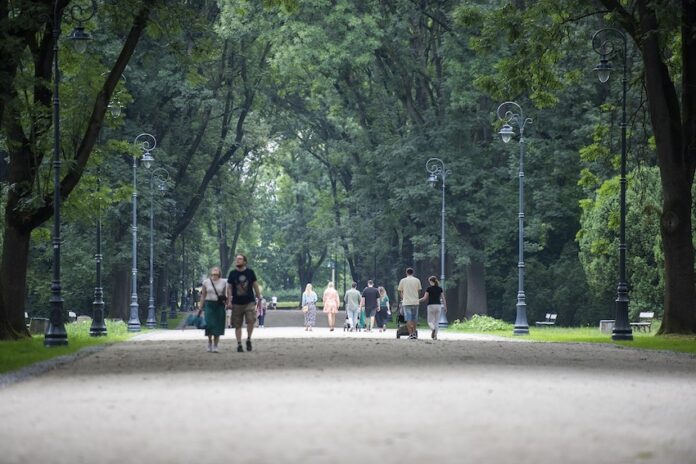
198;266;227;352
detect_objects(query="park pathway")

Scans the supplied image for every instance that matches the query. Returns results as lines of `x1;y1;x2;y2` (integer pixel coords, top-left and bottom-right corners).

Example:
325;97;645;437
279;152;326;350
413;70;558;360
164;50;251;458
0;318;694;464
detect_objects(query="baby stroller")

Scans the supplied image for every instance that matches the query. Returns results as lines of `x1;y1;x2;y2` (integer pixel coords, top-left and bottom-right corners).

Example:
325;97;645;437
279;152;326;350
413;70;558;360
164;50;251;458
343;313;351;332
396;304;417;339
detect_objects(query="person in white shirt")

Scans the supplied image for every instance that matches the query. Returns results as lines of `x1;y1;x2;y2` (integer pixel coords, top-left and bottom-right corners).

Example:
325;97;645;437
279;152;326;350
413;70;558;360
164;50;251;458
397;268;422;339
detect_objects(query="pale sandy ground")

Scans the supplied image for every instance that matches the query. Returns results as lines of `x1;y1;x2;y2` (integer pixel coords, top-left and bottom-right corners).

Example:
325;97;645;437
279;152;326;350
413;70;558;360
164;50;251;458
0;323;695;464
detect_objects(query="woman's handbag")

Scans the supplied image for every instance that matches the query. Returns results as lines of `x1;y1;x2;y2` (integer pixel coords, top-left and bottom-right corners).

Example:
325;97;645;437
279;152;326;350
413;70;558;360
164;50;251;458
301;305;309;313
210;279;227;305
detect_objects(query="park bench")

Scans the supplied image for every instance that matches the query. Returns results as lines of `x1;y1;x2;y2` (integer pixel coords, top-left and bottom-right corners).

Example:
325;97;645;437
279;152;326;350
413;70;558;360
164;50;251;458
535;313;557;327
630;312;655;333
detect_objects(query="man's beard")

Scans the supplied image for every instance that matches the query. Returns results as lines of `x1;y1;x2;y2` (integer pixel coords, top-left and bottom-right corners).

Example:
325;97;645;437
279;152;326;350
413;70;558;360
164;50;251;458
236;263;244;269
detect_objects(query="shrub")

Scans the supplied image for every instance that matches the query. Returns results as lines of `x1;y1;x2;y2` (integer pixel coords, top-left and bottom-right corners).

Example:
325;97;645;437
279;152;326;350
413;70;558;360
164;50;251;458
450;315;513;332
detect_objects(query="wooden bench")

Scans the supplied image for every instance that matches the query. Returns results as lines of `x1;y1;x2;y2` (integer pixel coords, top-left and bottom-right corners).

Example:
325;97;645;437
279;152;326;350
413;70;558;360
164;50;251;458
535;313;557;327
630;312;655;332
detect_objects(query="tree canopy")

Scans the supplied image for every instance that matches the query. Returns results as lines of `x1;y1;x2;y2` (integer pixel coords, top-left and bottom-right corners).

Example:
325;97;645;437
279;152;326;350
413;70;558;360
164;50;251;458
0;0;694;339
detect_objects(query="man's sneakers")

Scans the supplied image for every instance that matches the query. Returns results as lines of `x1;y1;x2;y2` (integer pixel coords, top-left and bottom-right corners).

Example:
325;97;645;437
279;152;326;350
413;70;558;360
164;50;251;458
237;340;253;352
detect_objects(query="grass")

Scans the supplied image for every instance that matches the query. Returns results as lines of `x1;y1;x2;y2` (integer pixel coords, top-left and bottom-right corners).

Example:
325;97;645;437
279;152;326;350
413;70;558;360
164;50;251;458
447;316;696;354
0;319;138;375
167;312;184;330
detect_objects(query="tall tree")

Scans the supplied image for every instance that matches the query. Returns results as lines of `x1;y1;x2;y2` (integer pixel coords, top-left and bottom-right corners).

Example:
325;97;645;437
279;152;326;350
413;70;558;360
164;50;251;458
0;0;152;339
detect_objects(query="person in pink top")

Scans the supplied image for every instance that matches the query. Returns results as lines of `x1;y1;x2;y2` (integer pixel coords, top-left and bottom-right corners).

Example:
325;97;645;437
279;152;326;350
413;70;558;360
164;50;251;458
322;281;340;331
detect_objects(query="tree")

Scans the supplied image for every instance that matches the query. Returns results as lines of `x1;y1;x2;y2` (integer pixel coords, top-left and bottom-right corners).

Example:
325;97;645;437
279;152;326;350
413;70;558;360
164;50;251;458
0;0;152;339
598;1;696;333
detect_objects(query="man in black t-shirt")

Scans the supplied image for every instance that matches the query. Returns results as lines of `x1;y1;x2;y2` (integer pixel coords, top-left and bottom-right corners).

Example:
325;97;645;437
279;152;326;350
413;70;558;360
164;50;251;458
226;254;263;352
360;280;380;332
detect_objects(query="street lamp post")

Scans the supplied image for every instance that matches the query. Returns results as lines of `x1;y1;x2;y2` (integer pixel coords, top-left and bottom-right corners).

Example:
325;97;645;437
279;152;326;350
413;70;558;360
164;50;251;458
496;101;531;336
128;133;155;332
425;157;448;328
45;0;97;347
146;168;170;329
89;169;107;336
592;28;633;341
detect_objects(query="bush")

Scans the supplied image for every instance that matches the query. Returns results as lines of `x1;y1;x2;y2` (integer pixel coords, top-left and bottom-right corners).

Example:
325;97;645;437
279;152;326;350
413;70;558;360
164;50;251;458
450;315;513;332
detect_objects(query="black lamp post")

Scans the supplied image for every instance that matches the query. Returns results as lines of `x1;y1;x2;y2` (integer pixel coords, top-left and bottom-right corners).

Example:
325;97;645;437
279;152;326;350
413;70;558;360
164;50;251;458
89;168;107;336
496;101;532;336
127;133;155;332
592;28;633;341
146;168;170;328
45;0;97;347
425;157;448;328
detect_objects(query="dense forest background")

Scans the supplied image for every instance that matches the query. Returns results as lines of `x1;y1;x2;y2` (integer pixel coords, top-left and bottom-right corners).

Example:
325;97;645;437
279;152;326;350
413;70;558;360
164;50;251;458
1;0;695;338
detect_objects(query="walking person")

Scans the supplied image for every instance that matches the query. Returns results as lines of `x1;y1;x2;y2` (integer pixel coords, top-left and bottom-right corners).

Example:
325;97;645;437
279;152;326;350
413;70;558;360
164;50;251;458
198;266;227;352
360;280;380;332
257;297;267;328
398;268;422;339
376;286;391;332
344;282;362;332
322;281;340;331
420;276;447;340
302;283;318;331
226;254;263;353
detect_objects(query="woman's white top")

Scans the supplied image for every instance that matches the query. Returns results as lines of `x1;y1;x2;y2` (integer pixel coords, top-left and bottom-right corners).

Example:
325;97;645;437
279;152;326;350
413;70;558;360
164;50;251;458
203;278;227;301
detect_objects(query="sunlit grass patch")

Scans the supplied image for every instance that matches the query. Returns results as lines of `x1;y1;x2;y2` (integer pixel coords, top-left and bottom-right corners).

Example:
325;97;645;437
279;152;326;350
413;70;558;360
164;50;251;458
0;320;137;374
448;317;696;354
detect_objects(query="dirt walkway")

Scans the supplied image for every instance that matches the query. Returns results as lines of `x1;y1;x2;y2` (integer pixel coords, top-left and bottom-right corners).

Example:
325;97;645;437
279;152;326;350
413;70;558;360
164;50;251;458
0;327;694;464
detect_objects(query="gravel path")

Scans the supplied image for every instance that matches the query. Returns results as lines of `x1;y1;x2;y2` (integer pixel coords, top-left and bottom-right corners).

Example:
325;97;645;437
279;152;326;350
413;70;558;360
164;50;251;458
0;325;694;464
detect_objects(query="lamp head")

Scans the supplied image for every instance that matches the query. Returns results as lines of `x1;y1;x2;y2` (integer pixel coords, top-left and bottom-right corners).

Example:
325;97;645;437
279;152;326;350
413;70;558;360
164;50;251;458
428;174;438;187
499;123;514;144
594;57;612;83
68;25;91;54
142;151;154;169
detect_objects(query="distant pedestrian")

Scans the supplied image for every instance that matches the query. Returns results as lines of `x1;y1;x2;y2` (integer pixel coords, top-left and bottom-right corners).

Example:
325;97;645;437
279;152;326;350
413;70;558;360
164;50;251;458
226;254;263;353
376;286;391;332
257;297;267;328
344;282;362;332
361;280;380;332
398;268;422;339
322;281;340;331
420;276;447;340
302;283;318;331
198;266;227;352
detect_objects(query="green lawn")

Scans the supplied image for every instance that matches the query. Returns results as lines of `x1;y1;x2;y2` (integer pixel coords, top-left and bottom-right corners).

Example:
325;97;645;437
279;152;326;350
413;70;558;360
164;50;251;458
448;322;696;354
167;312;184;329
0;320;138;375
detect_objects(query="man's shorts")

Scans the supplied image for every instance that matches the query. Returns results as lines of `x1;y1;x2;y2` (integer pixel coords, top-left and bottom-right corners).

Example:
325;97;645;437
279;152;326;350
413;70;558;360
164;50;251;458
403;305;419;322
231;303;257;328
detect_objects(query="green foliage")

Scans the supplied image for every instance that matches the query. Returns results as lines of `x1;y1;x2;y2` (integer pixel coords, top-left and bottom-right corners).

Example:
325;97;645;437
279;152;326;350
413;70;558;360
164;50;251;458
577;167;667;320
450;315;513;332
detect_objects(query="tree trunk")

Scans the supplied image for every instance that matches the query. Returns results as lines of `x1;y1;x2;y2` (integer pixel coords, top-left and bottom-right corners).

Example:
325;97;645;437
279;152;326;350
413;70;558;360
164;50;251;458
466;259;488;318
109;267;131;321
0;224;31;339
657;170;696;333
